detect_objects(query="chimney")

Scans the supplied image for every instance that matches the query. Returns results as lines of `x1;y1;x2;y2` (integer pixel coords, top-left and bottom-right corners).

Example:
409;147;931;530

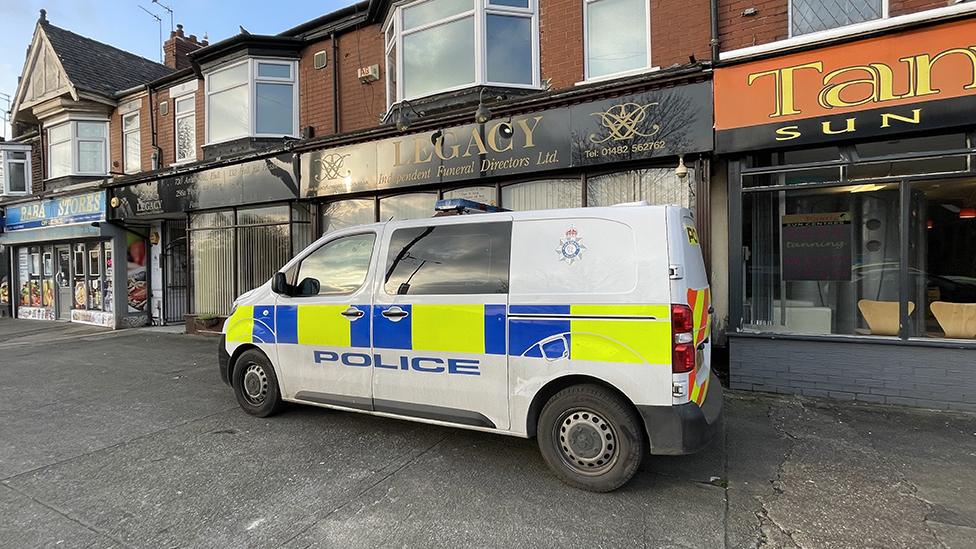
163;24;207;70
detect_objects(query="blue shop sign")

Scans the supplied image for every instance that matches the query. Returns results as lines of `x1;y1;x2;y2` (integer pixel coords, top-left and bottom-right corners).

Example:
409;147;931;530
3;191;106;231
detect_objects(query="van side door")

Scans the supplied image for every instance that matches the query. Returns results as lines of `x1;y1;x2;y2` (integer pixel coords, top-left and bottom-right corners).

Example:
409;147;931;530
273;230;379;408
371;218;511;430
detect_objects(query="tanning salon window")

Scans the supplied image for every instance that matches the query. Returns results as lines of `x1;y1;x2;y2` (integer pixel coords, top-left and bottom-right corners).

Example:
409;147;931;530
790;0;885;37
204;58;299;145
384;0;540;106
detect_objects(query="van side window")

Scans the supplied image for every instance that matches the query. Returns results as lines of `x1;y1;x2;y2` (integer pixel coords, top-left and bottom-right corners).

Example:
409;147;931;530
384;222;511;295
297;233;375;295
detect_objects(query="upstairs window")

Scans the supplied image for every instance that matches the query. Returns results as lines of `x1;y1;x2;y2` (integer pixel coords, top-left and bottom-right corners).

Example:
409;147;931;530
791;0;884;36
122;112;140;174
584;0;652;81
174;94;196;163
385;0;539;105
205;58;298;145
46;120;108;179
0;147;31;195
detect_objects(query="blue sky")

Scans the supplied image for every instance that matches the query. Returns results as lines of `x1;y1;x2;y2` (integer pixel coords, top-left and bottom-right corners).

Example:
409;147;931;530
0;0;360;138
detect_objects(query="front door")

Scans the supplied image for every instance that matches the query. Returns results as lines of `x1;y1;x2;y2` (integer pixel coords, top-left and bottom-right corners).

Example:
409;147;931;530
372;219;512;430
273;230;379;409
55;246;71;319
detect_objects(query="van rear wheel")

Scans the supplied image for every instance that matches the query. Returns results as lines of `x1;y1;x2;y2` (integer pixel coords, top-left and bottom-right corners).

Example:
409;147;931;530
537;384;645;492
232;349;283;417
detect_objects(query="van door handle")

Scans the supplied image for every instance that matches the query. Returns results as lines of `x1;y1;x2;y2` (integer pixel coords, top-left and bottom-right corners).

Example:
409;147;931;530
381;306;409;320
340;307;364;320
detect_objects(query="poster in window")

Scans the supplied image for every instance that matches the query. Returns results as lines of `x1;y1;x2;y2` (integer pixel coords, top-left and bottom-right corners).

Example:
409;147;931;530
103;244;114;313
782;212;852;281
18;248;29;306
127;232;148;312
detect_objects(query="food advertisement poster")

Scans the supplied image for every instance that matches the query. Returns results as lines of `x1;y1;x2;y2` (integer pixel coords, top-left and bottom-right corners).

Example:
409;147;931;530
127;232;147;313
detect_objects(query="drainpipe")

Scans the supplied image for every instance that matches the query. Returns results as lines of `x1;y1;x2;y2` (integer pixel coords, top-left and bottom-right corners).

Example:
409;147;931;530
146;83;162;169
710;0;720;62
331;31;340;135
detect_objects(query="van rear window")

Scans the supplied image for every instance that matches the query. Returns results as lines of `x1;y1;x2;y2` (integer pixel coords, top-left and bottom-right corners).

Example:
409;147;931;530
384;222;512;295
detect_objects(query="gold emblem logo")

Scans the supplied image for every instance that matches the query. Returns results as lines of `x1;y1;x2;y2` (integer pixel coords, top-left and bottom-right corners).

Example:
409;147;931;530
589;102;660;143
314;152;351;182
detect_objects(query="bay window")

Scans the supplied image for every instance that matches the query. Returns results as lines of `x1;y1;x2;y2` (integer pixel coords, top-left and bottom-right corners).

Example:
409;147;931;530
584;0;652;81
205;58;298;145
385;0;539;105
174;94;196;163
46;120;109;179
122;112;140;174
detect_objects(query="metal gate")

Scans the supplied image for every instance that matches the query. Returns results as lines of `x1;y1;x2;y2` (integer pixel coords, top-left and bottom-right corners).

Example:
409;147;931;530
162;220;188;324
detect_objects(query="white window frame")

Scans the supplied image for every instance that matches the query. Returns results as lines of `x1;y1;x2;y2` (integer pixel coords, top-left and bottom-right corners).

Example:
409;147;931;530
788;0;888;38
384;0;541;108
582;0;655;84
204;58;299;146
174;93;196;164
45;118;109;179
122;111;140;174
0;146;32;196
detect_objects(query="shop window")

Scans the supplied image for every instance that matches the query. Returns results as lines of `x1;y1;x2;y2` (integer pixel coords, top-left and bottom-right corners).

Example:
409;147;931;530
501;179;581;210
122;112;140;174
321;199;377;234
910;179;976;340
205;58;298;144
46;120;109;178
384;0;538;105
587;168;694;209
742;167;842;189
0;147;31;195
236;205;291;298
854;134;968;160
847;156;968;180
384;221;512;295
379;192;438;221
291;203;314;254
297;233;376;295
190;210;236;316
742;184;902;336
174;94;196;163
790;0;883;37
584;0;651;81
73;243;88;310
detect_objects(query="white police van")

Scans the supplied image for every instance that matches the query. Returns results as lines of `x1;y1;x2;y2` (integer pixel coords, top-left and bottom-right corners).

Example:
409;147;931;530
219;200;720;492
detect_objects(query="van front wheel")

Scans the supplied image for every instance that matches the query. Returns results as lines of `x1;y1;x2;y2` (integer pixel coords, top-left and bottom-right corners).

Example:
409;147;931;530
232;349;283;417
537;384;645;492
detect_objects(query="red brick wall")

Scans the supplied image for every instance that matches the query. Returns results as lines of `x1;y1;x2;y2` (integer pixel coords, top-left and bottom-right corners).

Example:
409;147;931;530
153;89;173;167
540;0;584;88
719;0;951;52
299;37;335;137
651;0;713;66
30;137;43;193
337;26;386;133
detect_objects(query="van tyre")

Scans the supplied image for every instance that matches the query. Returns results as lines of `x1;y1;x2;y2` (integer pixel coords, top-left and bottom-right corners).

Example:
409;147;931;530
537;384;645;492
232;349;284;417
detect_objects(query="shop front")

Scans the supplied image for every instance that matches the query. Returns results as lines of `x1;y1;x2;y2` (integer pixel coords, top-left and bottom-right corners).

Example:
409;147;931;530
110;153;308;323
0;190;148;329
301;80;714;236
716;18;976;410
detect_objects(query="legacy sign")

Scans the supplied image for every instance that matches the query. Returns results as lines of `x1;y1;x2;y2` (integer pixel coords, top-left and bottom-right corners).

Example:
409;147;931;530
302;81;712;197
3;191;106;231
714;18;976;151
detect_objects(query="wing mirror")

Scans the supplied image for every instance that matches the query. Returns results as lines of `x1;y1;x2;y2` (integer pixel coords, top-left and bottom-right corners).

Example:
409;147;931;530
271;272;293;296
296;277;321;296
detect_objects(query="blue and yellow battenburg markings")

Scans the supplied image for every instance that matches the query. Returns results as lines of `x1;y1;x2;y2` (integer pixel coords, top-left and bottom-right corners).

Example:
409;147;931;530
227;302;673;365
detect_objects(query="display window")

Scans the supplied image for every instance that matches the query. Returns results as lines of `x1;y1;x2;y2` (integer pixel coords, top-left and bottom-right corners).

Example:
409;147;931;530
736;133;976;341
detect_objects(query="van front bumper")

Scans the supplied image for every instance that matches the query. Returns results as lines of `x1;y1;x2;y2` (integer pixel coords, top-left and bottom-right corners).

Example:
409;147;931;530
638;373;723;455
217;335;232;385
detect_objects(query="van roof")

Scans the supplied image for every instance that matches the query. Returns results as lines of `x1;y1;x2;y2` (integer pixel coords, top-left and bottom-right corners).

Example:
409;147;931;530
363;203;687;230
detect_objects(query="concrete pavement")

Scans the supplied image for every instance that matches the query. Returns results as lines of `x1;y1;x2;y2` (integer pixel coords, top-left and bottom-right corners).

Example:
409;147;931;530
0;318;973;548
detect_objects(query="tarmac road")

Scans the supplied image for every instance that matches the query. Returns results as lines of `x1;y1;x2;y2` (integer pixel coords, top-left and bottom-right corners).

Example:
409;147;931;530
0;318;974;548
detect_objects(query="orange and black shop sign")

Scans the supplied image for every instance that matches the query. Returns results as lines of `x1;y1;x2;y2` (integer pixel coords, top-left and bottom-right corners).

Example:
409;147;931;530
714;18;976;152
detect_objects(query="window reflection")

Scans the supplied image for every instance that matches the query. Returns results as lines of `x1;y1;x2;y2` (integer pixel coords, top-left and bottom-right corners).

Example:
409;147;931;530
298;233;376;295
502;179;580;211
322;199;376;234
379;192;437;221
588;168;695;208
385;222;511;295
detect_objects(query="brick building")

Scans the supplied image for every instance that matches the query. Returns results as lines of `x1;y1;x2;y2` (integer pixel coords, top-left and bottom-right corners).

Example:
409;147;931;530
1;0;974;410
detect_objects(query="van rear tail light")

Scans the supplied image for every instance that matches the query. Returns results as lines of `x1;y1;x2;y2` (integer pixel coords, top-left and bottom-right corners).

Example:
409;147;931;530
671;304;695;374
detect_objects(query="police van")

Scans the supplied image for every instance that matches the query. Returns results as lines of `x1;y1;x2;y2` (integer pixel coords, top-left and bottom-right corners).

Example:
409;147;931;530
218;200;721;492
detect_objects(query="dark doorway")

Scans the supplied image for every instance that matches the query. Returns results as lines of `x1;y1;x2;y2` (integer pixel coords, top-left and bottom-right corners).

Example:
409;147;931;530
162;220;188;324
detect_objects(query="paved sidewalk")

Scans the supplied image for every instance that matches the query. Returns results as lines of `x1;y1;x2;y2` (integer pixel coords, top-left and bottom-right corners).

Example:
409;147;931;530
0;318;973;548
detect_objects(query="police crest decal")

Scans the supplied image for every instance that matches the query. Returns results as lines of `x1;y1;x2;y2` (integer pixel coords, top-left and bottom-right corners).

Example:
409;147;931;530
557;226;586;264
